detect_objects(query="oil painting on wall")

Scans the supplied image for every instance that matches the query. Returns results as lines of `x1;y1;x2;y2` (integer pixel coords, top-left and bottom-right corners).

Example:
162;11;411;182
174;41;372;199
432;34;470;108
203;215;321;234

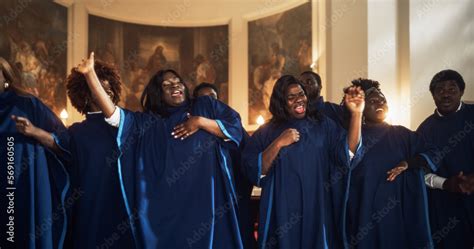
89;15;229;111
248;2;312;124
0;0;68;115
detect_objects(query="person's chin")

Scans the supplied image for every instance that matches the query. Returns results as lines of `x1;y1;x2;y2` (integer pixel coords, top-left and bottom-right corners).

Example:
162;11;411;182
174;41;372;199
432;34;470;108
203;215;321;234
293;113;306;119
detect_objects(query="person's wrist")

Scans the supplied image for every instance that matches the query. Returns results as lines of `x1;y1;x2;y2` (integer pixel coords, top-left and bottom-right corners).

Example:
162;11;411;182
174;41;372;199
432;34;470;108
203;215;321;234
196;116;205;129
442;178;456;192
274;138;283;149
351;111;363;118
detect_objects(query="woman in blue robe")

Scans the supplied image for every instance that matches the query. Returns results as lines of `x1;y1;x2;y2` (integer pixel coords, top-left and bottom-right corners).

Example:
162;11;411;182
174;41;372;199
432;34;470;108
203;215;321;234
77;52;244;249
0;57;69;249
242;75;365;249
13;61;136;248
194;82;257;249
345;79;437;249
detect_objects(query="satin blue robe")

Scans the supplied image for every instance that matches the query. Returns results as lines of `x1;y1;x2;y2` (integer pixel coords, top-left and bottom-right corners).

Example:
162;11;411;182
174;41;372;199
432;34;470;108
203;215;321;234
417;103;474;249
0;91;69;249
243;116;361;249
54;113;135;249
117;96;244;249
231;131;257;249
345;123;437;249
313;96;348;128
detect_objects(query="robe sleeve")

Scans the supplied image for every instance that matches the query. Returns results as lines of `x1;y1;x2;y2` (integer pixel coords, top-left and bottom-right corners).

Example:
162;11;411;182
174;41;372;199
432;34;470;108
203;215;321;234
33;98;66;134
325;117;364;169
242;126;268;187
198;96;244;149
30;97;70;249
51;128;73;164
401;126;440;172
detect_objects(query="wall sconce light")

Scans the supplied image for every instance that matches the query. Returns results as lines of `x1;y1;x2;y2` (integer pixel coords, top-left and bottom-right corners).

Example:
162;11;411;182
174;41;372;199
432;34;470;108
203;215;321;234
60;109;68;125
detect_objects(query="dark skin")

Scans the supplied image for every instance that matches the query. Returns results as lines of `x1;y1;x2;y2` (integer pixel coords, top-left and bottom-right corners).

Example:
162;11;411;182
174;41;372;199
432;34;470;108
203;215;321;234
299;73;321;101
432;80;463;116
362;91;388;125
161;72;186;107
261;84;364;175
196;87;218;100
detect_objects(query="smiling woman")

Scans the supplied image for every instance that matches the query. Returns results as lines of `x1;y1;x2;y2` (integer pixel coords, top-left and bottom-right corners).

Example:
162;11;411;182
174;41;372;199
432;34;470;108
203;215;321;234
343;78;440;249
76;52;246;248
242;75;364;249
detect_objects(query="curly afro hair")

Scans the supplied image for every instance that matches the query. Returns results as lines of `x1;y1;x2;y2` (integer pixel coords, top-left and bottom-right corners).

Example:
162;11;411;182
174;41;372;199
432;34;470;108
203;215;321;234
348;78;381;93
66;60;122;114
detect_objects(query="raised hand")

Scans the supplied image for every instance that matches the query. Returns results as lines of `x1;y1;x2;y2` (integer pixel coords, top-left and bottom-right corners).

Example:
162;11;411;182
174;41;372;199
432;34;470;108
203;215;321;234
11;115;38;137
75;52;95;75
387;161;408;181
276;128;300;148
172;113;201;140
345;86;365;114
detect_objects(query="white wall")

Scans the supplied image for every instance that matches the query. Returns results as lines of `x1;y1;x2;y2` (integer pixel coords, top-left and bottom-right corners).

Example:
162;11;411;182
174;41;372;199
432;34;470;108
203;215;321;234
325;0;368;103
409;0;474;128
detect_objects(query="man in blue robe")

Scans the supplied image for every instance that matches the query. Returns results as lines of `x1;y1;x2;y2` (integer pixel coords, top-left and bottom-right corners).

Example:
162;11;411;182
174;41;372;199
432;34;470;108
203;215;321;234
417;70;474;249
299;71;348;128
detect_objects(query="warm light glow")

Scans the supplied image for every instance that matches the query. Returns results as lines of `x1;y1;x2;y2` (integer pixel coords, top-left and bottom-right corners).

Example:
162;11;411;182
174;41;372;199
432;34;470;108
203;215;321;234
256;115;265;126
384;100;400;125
60;109;69;120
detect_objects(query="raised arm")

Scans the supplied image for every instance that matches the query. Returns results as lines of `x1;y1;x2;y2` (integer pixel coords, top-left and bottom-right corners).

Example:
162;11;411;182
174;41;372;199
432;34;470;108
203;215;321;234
12;115;60;153
344;86;364;153
75;52;115;117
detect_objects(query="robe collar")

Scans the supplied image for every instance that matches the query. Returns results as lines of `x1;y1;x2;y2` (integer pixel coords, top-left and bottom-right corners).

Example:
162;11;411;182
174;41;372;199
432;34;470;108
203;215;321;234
435;102;463;117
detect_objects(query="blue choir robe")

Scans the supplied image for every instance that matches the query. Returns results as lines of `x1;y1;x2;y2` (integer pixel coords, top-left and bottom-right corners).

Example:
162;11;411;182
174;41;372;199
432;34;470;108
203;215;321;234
345;123;437;249
417;103;474;249
0;91;69;249
312;96;348;128
54;113;135;249
231;131;257;249
116;96;244;249
242;116;362;249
